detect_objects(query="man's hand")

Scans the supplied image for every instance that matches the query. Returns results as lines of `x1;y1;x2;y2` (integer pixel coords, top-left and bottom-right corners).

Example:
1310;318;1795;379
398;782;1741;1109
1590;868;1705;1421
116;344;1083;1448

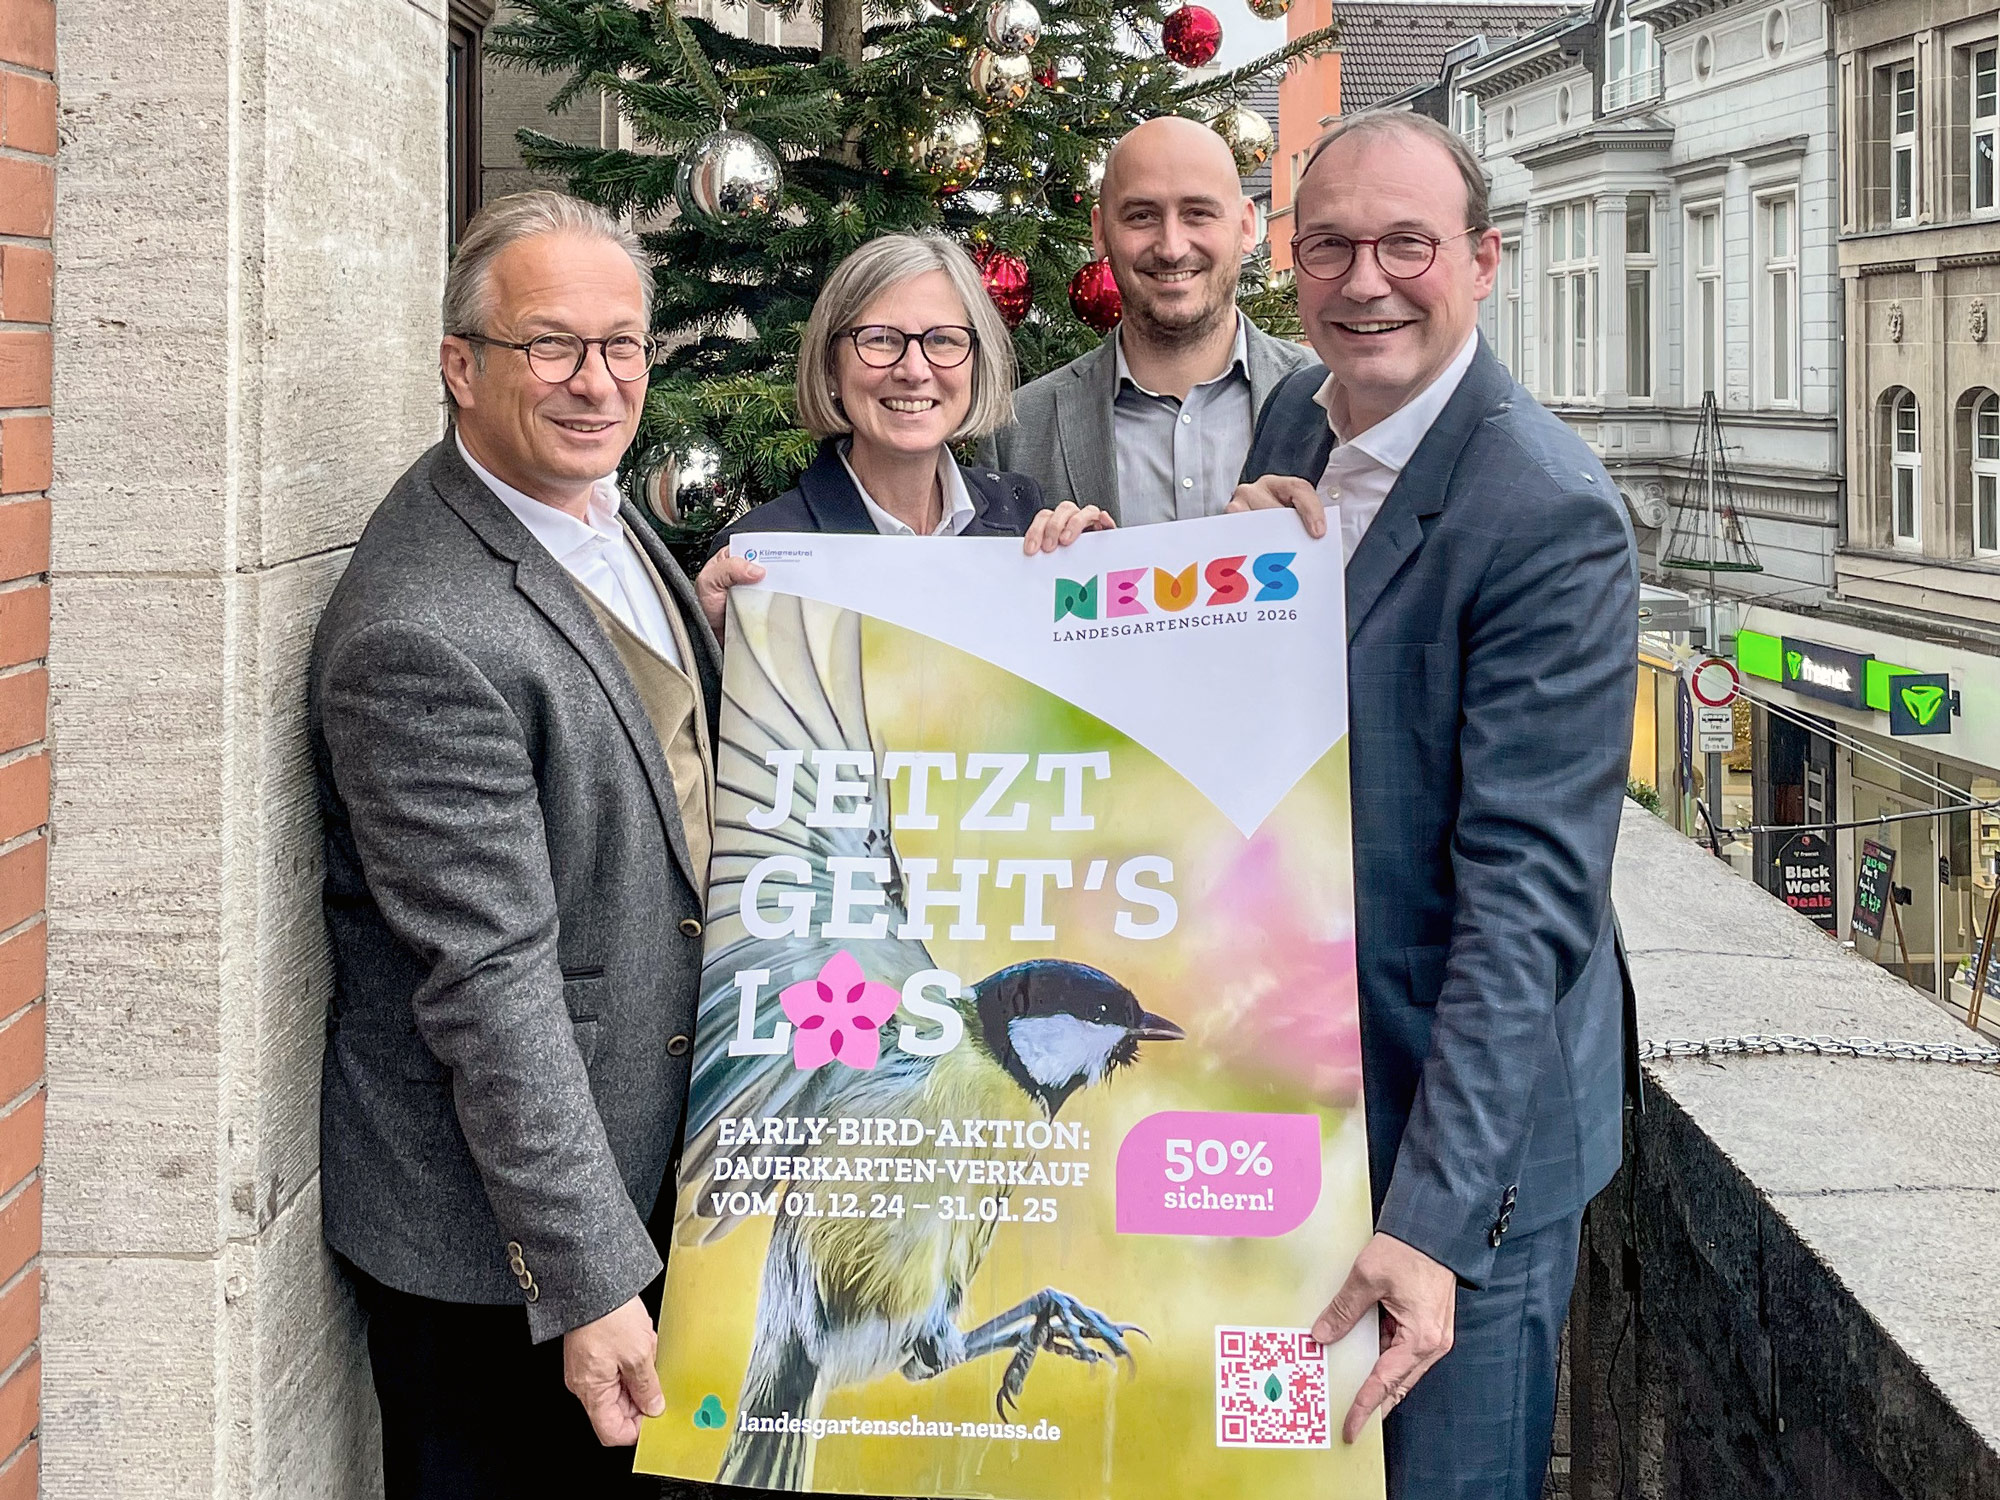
695;552;765;638
1313;1232;1458;1443
1023;501;1115;554
563;1295;666;1446
1226;475;1328;540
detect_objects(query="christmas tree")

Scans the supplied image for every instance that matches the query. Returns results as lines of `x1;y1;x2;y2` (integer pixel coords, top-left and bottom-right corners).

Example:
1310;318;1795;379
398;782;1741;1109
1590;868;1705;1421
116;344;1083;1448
488;0;1333;548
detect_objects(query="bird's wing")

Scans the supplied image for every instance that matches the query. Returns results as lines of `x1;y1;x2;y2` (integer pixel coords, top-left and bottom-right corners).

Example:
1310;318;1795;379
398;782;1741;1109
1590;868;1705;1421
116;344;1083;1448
678;589;940;1240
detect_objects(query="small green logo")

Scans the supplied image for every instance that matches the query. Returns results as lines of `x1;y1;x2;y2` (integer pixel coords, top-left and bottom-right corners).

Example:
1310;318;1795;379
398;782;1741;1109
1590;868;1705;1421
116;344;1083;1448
693;1394;728;1429
1785;650;1804;680
1262;1373;1285;1404
1900;683;1945;726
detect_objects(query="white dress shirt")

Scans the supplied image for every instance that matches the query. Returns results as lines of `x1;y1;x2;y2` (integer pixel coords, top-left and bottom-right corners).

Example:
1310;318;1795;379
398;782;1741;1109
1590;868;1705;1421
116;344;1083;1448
838;442;977;536
1312;332;1480;561
456;433;684;669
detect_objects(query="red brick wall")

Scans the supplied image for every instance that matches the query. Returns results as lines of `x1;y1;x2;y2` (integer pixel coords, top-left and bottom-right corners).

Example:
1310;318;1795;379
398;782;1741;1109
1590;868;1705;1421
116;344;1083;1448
0;1;52;1495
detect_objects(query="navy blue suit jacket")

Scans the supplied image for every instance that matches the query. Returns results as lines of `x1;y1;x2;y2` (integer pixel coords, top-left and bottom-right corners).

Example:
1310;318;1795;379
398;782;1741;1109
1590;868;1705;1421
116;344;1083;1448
709;439;1048;554
1242;340;1638;1286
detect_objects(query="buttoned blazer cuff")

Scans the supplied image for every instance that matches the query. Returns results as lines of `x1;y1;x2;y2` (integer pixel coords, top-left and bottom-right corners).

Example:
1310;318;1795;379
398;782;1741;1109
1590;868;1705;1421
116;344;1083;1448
522;1238;664;1344
1375;1182;1498;1291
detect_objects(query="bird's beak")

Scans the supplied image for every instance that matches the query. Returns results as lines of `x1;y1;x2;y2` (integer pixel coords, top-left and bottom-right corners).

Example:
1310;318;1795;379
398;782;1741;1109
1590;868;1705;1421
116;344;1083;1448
1134;1011;1185;1042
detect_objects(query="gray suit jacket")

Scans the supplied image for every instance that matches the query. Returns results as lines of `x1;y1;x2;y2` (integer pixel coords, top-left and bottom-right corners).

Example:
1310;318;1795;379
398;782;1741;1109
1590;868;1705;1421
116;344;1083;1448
311;439;721;1342
977;316;1314;523
1242;339;1638;1288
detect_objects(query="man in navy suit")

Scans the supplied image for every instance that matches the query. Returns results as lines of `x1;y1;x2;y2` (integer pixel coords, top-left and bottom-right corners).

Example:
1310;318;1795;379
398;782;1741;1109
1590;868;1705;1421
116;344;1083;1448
1230;109;1638;1499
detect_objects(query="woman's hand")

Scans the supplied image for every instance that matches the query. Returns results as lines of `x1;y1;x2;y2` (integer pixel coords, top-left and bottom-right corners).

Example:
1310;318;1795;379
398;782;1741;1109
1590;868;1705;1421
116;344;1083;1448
1023;502;1115;555
695;551;766;638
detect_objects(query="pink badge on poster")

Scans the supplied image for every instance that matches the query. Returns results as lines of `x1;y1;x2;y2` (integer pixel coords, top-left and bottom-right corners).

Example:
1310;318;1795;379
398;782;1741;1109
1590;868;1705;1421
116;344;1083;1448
1114;1111;1323;1238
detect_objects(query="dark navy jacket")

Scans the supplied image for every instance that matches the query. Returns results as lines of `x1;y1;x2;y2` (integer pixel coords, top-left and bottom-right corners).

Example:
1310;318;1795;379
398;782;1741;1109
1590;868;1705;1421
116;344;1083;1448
709;439;1048;555
1241;338;1639;1288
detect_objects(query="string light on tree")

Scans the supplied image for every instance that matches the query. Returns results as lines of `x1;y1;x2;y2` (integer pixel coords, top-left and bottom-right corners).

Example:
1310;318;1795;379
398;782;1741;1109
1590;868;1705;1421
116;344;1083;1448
672;129;784;224
1068;256;1122;332
984;0;1041;55
1162;5;1222;67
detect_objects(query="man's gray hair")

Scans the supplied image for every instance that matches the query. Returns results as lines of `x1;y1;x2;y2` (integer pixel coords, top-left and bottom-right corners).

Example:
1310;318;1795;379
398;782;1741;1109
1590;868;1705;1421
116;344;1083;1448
795;233;1016;443
443;190;654;342
1301;108;1493;233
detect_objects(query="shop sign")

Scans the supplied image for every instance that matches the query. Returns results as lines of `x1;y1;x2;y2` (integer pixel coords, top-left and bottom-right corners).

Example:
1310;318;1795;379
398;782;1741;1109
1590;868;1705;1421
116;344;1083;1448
1775;830;1836;932
1853;838;1896;940
1781;638;1871;710
1888;672;1953;737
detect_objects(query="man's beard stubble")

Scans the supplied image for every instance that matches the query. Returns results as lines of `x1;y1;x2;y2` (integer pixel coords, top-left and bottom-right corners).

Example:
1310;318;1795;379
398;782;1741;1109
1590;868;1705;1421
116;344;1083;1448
1120;259;1242;350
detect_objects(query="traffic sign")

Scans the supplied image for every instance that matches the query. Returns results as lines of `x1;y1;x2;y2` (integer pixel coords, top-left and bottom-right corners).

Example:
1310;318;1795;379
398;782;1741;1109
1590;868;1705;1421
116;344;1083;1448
1689;656;1740;708
1696;703;1734;753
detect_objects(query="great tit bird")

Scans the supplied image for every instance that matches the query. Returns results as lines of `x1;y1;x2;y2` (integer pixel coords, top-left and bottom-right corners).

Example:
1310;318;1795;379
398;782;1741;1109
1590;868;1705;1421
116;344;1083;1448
676;591;1183;1490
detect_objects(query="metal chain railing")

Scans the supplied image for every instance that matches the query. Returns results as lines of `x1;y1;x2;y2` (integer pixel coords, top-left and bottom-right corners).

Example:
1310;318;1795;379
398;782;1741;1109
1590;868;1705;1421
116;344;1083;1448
1639;1033;2000;1066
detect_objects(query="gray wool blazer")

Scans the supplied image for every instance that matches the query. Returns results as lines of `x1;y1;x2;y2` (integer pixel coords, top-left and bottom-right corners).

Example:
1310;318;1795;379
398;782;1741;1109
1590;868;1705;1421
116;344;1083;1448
976;315;1315;523
310;439;720;1343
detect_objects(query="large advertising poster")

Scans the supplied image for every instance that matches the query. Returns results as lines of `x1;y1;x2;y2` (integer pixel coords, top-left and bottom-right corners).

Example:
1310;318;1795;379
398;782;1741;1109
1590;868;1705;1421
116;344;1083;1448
638;511;1384;1499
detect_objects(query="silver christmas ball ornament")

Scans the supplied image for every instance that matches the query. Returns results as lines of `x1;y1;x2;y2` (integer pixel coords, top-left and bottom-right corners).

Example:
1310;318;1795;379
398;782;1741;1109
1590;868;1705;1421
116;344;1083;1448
968;46;1034;109
1246;0;1292;18
914;111;988;190
1211;103;1275;174
673;130;784;223
983;0;1042;54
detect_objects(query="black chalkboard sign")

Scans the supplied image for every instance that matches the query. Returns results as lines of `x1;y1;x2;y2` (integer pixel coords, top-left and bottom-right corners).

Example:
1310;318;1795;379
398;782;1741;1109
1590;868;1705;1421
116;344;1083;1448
1776;831;1837;932
1853;838;1896;940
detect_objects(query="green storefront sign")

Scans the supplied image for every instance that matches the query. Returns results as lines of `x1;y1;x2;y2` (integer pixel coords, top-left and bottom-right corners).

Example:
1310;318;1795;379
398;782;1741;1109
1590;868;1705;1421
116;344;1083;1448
1736;629;1953;736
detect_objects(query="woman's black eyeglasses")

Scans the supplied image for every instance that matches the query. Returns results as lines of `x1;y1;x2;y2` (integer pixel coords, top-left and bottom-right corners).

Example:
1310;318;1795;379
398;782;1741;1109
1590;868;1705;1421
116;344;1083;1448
1288;228;1480;282
842;325;979;369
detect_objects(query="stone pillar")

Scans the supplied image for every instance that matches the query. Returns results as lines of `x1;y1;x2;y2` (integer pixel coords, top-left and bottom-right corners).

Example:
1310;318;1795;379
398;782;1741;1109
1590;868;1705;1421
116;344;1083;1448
1598;192;1630;408
45;0;447;1492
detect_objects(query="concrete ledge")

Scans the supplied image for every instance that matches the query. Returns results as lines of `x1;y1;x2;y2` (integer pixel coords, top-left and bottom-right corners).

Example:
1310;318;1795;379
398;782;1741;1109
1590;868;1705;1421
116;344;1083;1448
1568;806;2000;1497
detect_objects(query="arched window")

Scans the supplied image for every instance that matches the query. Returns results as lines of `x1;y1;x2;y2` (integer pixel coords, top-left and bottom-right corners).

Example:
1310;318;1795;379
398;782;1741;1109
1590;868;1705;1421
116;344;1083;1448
1891;390;1922;547
1605;0;1662;111
1976;391;2000;556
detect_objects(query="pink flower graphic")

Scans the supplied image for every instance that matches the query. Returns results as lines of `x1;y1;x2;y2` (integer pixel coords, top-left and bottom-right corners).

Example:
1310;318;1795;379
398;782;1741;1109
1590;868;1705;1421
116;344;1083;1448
780;951;900;1071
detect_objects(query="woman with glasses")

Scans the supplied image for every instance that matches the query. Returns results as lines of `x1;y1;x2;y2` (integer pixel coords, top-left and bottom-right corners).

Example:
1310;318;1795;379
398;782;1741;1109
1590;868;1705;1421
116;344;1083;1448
695;233;1109;632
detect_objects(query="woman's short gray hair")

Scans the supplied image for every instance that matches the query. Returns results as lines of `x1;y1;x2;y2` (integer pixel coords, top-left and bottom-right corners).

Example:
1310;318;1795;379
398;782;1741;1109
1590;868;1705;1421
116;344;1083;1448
443;190;653;342
795;233;1017;443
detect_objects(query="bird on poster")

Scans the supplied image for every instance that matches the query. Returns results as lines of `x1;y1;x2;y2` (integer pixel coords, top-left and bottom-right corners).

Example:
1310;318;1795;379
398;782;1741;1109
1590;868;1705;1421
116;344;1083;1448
678;589;1183;1490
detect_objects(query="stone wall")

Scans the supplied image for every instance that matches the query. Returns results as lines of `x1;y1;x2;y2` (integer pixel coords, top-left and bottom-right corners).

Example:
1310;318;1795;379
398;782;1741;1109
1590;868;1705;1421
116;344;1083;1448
1568;806;2000;1498
44;0;448;1492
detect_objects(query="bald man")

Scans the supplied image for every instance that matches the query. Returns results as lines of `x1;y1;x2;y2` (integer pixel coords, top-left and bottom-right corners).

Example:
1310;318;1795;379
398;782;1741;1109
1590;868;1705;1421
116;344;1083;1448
978;116;1312;525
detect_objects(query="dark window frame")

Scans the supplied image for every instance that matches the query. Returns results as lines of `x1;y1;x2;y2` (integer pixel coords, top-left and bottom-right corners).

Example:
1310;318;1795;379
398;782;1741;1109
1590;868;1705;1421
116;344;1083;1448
449;0;497;247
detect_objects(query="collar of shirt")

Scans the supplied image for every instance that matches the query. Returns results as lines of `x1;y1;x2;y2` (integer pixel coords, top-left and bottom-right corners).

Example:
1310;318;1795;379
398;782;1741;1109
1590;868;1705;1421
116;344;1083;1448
838;443;977;537
455;431;627;564
1312;329;1480;473
1113;312;1250;401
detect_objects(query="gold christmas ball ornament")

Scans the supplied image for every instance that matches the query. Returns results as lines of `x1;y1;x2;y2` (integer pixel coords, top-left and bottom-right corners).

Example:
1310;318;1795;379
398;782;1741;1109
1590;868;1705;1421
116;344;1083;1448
1211;103;1275;174
672;130;784;224
968;46;1034;109
914;111;988;190
983;0;1042;55
1246;0;1293;18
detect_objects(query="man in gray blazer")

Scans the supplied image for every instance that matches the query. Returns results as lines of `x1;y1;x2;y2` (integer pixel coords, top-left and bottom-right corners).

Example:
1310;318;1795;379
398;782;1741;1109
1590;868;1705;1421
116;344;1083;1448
1231;112;1637;1500
978;115;1313;523
311;192;717;1497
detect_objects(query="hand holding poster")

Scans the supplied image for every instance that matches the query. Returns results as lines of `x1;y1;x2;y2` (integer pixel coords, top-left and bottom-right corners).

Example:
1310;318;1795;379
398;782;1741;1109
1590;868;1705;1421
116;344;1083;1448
638;512;1385;1498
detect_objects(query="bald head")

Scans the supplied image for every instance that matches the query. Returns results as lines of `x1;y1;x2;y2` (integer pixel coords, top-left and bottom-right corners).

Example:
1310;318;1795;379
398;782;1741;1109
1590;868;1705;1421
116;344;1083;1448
1093;116;1257;352
1101;115;1244;206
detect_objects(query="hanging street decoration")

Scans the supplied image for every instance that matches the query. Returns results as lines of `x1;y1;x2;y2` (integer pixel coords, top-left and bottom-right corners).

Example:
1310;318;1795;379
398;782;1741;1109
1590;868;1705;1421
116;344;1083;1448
1068;256;1123;332
1162;4;1223;67
672;130;784;225
973;245;1033;328
1211;102;1275;174
984;0;1042;55
913;111;989;189
969;46;1035;109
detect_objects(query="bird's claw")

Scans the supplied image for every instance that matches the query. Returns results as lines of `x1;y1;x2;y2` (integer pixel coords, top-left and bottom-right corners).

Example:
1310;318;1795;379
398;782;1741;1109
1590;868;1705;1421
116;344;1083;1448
991;1288;1146;1419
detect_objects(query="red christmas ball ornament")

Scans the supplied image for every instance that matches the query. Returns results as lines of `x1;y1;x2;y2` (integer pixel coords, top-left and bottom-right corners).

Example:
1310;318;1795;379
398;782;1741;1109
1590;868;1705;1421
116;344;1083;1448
1067;257;1122;333
1034;59;1057;89
1162;4;1222;67
974;246;1033;329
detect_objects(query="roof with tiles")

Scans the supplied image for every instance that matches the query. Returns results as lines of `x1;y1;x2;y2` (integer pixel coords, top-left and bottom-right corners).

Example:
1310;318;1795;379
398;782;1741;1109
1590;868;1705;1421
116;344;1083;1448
1331;1;1580;111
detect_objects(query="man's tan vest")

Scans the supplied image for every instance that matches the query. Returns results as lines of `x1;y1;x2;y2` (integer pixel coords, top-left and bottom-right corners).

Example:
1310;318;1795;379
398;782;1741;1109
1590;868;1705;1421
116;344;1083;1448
578;525;714;892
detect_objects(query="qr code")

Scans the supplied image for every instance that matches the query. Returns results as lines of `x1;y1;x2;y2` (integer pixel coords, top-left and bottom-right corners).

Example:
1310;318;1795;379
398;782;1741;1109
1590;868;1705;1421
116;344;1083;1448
1215;1326;1331;1449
